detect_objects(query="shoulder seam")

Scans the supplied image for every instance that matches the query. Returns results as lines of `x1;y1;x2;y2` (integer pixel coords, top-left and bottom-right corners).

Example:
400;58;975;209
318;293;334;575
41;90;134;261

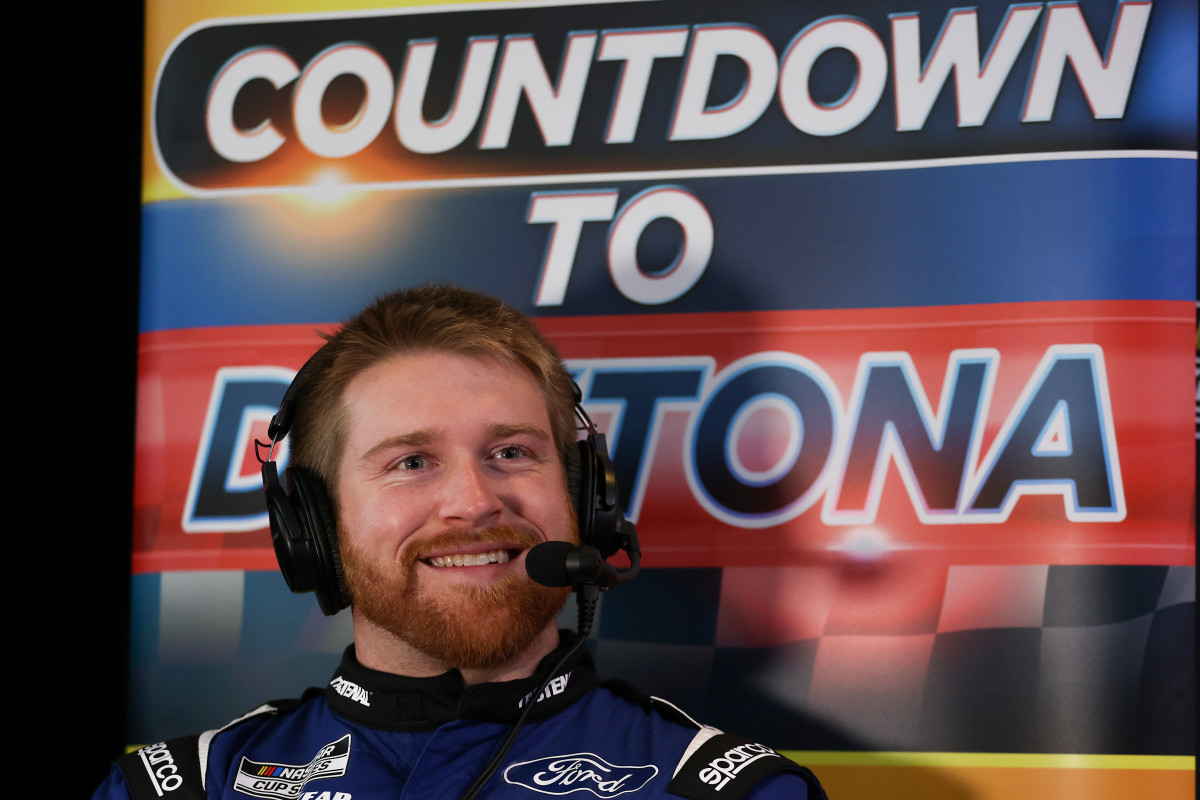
649;695;706;730
197;702;283;789
672;726;723;779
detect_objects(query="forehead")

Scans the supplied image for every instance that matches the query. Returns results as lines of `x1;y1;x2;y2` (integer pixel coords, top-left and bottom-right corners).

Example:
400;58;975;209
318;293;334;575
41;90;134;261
339;350;551;442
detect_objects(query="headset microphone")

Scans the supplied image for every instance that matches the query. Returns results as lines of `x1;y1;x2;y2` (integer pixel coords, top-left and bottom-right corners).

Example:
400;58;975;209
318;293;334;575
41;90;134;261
526;541;619;589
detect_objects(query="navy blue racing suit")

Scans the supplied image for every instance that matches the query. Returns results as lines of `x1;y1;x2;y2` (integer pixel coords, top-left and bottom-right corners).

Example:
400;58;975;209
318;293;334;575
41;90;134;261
95;633;826;799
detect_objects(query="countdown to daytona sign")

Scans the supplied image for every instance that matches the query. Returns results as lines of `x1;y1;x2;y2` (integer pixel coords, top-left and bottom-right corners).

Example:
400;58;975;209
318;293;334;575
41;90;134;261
130;0;1195;783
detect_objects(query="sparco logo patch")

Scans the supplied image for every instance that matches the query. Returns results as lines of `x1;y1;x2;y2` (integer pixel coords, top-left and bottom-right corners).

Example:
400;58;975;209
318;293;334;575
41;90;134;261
233;734;351;799
137;741;184;793
503;753;658;797
698;742;777;791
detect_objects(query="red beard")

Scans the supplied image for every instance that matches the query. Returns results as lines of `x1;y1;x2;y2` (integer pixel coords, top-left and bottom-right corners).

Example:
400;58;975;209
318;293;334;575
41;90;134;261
340;523;575;671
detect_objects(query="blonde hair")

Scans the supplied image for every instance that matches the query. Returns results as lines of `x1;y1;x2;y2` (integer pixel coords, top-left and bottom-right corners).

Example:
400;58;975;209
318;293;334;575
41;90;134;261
287;285;576;499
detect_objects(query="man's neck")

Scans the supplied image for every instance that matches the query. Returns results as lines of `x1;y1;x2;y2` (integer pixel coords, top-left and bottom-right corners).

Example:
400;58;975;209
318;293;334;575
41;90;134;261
350;613;562;686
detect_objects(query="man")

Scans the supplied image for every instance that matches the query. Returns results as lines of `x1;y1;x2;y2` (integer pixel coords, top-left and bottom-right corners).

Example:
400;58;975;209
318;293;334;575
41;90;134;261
96;285;827;799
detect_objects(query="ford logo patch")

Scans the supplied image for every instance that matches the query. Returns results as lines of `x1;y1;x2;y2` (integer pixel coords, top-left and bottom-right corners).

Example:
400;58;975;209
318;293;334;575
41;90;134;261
503;753;659;797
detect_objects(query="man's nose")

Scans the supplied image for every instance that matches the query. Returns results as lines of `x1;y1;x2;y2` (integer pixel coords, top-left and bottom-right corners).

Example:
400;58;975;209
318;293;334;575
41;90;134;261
438;460;504;525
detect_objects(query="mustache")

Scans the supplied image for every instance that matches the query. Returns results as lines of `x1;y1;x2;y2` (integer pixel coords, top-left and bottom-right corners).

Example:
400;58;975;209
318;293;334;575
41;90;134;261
404;525;543;566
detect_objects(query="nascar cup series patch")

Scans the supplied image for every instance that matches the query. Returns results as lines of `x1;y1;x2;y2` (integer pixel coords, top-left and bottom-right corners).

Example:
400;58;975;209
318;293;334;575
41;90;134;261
233;735;351;799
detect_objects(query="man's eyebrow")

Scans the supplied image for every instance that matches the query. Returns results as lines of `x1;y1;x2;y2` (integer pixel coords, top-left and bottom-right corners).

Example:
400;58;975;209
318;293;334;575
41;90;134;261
492;423;552;442
356;425;549;463
359;430;436;463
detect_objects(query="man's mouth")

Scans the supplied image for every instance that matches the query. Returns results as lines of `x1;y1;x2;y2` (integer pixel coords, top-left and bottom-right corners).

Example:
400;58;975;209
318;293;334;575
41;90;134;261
426;548;516;568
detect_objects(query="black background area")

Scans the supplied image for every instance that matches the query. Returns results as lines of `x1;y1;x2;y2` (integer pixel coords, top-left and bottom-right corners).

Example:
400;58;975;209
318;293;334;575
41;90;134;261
15;3;142;797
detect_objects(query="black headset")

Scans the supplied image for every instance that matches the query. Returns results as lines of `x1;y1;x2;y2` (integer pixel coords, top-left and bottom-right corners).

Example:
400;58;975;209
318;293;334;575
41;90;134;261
257;347;640;616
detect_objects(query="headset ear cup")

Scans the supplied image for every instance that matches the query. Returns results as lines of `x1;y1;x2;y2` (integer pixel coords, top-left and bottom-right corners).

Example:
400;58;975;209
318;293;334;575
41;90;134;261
286;466;349;615
566;442;589;547
575;433;626;559
264;459;305;594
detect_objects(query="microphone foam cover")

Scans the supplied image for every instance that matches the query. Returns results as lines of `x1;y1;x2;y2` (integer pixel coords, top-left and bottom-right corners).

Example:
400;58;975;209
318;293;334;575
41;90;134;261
525;541;576;587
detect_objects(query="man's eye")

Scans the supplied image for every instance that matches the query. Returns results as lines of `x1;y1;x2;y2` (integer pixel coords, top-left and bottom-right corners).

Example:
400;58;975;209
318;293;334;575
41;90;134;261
496;446;525;460
399;455;426;471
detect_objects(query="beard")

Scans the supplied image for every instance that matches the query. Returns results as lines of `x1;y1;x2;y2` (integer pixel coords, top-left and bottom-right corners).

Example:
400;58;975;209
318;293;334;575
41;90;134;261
340;522;575;671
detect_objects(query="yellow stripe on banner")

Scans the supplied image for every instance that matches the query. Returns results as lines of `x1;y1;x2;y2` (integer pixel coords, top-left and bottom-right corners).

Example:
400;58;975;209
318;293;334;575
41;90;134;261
781;751;1196;770
779;751;1197;800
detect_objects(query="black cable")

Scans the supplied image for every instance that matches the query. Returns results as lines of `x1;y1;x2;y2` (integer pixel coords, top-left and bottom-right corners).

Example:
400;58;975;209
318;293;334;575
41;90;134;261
457;520;636;798
457;602;594;800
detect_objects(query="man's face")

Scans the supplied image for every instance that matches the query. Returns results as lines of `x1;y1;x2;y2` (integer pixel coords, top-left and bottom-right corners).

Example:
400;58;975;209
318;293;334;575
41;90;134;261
334;350;575;670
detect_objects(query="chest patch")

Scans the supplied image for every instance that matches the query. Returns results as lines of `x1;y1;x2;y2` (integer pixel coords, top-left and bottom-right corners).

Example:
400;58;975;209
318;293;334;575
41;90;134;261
503;753;658;797
233;734;352;799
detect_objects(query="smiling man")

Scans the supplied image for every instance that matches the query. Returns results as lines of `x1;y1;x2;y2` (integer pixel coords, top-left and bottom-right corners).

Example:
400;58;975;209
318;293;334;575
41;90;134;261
95;285;827;800
336;349;576;683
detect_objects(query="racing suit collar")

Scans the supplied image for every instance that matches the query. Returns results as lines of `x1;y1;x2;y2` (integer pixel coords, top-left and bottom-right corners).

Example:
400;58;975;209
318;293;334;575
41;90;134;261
324;629;601;731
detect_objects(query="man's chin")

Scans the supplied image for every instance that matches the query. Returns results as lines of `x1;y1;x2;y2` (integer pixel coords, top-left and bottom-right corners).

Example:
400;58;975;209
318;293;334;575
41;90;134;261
341;521;577;671
355;572;571;671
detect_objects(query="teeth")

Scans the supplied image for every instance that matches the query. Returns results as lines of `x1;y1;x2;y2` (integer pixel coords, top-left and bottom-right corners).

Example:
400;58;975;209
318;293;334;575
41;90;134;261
429;549;511;568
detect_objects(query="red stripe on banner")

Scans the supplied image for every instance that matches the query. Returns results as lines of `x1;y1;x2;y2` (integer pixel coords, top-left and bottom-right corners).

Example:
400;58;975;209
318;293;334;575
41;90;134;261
132;300;1195;574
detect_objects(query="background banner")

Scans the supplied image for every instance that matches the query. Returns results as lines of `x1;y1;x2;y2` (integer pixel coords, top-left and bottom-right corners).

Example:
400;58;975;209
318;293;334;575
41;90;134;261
134;1;1196;796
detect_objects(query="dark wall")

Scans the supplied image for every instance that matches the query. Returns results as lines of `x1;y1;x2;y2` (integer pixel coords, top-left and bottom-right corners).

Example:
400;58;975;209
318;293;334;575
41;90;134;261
16;5;143;797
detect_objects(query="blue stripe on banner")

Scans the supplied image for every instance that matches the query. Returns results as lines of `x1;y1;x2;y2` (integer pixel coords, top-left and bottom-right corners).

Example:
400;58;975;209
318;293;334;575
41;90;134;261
139;156;1195;332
